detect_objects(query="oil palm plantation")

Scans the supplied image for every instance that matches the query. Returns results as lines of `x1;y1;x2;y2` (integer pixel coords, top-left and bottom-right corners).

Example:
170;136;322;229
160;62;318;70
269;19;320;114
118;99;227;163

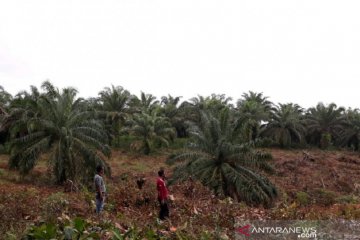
261;103;306;147
9;82;111;183
168;109;277;206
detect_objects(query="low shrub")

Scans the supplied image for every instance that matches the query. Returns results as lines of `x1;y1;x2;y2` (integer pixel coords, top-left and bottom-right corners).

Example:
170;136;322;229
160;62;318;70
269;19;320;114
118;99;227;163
296;191;310;206
311;188;337;206
335;195;359;204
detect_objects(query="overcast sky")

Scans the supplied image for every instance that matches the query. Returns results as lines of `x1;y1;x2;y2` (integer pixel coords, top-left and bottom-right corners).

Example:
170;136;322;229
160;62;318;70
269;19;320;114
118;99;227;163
0;1;359;108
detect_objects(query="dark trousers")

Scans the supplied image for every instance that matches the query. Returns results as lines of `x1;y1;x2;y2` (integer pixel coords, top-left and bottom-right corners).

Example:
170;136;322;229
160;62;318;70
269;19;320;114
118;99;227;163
159;199;169;220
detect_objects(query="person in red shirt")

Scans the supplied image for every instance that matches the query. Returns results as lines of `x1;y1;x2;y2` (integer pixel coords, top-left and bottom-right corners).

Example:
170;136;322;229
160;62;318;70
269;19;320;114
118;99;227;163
157;168;169;220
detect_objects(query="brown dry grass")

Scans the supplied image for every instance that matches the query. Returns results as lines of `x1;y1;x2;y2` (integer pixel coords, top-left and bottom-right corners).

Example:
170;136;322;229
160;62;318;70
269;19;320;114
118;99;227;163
0;149;360;238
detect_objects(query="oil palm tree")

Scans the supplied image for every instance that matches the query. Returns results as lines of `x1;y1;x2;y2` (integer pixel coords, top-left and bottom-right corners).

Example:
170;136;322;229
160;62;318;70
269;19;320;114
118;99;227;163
338;109;360;150
167;109;277;206
130;92;160;114
190;94;233;113
98;85;131;114
97;85;132;145
3;85;43;142
9;82;111;183
237;91;274;113
306;103;345;148
183;94;233;127
235;92;274;142
123;111;175;155
261;103;306;147
235;101;270;142
0;86;12;115
0;86;12;146
160;95;188;137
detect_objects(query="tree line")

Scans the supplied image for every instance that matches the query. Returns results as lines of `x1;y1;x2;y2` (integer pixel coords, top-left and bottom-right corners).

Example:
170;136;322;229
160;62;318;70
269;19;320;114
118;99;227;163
0;82;358;206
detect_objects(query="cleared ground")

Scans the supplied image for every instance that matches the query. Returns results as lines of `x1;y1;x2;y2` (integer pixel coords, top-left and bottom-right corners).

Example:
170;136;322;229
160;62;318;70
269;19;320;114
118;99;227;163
0;149;360;238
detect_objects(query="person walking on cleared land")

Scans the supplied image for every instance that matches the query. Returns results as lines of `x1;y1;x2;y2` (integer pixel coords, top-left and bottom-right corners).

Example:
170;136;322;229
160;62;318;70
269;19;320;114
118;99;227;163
94;165;106;214
157;168;169;220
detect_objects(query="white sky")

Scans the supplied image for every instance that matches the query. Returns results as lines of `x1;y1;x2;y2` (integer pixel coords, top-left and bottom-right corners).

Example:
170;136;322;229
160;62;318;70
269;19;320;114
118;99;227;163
0;0;360;108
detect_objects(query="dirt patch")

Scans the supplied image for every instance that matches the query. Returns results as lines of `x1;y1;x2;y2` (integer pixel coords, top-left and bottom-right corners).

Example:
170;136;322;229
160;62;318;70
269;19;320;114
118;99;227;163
269;149;360;195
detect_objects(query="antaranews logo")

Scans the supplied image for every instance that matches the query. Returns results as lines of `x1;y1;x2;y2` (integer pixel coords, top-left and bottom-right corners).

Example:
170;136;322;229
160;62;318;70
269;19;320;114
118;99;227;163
235;224;317;239
236;224;252;237
235;219;360;239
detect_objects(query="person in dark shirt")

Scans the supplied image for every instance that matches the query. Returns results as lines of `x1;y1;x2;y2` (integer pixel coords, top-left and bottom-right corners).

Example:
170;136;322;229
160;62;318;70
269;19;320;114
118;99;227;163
156;168;169;220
